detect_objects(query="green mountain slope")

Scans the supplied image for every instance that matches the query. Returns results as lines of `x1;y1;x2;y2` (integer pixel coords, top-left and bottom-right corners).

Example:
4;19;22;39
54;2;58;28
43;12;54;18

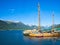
0;20;37;30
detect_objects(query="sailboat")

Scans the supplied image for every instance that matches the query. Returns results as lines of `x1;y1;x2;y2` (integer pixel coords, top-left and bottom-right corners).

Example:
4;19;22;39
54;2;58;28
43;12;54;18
23;2;60;37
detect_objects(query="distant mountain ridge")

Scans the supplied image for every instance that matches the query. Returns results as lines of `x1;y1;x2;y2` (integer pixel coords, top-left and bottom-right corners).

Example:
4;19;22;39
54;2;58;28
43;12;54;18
0;20;60;30
0;20;37;30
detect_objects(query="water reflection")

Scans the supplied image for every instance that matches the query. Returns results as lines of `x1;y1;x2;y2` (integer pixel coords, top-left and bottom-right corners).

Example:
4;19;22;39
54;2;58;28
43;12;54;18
23;36;60;45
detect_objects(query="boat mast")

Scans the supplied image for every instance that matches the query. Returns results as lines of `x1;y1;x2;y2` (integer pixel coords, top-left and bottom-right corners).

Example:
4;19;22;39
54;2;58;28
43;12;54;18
38;2;40;32
52;12;54;33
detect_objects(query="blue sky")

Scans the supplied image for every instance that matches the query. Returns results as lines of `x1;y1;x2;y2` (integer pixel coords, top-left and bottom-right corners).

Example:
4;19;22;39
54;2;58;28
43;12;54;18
0;0;60;26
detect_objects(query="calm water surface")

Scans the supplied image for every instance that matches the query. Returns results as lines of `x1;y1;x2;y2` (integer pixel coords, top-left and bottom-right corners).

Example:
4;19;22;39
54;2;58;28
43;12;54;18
0;30;60;45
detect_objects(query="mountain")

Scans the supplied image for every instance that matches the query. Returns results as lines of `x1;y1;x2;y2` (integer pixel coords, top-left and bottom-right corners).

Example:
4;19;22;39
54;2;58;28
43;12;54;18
0;20;37;30
0;20;60;30
0;20;9;30
55;24;60;28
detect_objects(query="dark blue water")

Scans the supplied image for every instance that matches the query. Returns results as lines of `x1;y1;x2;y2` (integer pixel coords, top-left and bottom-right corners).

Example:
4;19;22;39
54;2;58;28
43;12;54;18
0;30;60;45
